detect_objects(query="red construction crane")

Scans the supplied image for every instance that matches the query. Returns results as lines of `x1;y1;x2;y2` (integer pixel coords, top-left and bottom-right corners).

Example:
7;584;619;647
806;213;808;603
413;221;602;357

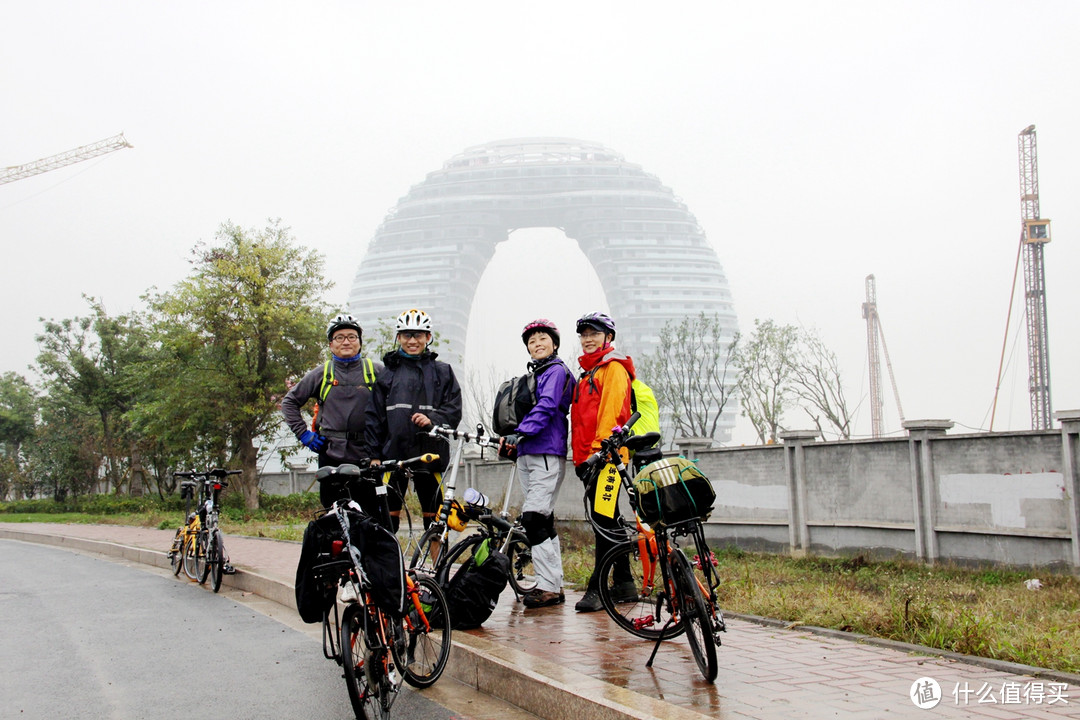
1;133;133;186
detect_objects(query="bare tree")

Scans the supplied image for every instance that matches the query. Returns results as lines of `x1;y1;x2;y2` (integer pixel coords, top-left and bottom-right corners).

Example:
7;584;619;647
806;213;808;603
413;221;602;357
734;319;798;444
790;328;853;440
459;363;505;435
637;312;739;444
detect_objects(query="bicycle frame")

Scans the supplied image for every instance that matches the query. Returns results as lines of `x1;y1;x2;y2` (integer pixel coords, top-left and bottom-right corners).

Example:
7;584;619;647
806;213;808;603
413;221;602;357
410;425;498;568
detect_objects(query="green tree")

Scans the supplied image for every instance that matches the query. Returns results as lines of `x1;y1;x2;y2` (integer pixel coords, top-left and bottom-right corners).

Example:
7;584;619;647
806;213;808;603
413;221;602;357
0;372;37;499
0;372;37;458
34;298;152;494
734;319;798;444
140;220;328;508
637;312;739;443
26;402;101;500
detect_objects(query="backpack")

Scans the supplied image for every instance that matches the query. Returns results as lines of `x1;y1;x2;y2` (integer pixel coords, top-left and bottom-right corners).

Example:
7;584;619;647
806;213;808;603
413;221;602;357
632;457;715;527
491;374;537;436
630;379;661;438
491;362;571;436
437;538;509;629
579;363;662;453
311;357;377;432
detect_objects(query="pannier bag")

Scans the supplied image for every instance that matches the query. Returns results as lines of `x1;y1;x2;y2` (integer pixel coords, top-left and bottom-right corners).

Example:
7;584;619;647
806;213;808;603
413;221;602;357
347;509;407;616
437;538;509;629
293;507;407;623
294;513;343;623
632;457;716;527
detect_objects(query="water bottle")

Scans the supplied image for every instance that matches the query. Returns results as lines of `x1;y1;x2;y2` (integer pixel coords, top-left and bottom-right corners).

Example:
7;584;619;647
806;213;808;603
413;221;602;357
463;487;489;508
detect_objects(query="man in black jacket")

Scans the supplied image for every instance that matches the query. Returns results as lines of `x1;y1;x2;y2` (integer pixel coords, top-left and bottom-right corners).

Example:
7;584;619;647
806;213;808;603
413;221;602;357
364;309;462;532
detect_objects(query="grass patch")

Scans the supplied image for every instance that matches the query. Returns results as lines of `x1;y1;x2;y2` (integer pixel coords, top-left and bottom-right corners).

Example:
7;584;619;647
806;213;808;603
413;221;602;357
708;547;1080;674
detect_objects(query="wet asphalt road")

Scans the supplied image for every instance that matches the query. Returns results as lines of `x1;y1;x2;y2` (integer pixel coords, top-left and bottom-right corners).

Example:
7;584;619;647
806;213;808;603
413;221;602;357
0;540;468;720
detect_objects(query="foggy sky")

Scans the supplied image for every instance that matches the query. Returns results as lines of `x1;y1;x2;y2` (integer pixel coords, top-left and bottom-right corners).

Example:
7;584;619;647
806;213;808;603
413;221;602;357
2;1;1078;445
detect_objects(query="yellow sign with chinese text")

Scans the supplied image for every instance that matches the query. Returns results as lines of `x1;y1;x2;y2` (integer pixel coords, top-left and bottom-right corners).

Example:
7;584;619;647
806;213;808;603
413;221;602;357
594;463;621;518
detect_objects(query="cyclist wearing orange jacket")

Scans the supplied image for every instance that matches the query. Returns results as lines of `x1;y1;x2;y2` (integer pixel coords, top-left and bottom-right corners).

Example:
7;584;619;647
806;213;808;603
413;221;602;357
570;312;637;612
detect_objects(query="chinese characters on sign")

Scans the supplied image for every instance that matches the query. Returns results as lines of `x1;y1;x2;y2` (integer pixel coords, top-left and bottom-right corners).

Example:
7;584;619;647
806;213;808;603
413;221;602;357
911;677;1071;708
952;681;1070;706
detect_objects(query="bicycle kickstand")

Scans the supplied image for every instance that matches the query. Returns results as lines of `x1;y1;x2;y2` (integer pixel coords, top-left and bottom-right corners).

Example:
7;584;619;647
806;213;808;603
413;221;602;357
645;616;678;668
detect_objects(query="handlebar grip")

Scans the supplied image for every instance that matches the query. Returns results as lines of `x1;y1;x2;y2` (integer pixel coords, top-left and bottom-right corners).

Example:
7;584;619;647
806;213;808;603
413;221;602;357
624;411;641;430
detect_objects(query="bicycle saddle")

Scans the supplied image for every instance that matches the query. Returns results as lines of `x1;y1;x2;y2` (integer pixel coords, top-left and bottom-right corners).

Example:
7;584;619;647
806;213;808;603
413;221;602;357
625;432;662;453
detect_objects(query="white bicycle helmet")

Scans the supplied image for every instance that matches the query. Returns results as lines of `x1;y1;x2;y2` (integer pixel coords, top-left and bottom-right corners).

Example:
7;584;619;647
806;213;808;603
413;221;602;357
396;309;433;333
326;313;362;342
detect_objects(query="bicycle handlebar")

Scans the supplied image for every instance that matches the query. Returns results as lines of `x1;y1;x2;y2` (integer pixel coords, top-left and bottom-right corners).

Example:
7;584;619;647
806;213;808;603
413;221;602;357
364;453;440;475
584;412;645;469
426;423;500;448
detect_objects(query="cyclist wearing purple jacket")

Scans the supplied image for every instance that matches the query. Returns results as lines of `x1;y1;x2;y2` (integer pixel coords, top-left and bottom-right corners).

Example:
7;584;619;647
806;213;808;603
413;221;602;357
499;319;575;609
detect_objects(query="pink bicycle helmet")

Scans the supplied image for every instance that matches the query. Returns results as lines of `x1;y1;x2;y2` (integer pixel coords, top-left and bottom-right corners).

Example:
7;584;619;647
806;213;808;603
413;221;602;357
521;318;560;349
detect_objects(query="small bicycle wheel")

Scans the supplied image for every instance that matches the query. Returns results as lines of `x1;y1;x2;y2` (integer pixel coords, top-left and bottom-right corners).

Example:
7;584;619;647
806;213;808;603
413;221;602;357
342;602;396;720
209;529;224;593
408;525;444;575
597;539;685;640
169;530;184;576
195;530;210;585
671;549;718;682
402;573;452;688
341;602;375;720
504;532;538;596
182;533;199;580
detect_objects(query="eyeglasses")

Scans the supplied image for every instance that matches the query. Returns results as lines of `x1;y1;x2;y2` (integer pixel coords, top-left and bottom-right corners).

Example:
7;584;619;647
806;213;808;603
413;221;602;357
332;334;360;343
578;329;604;339
398;331;428;340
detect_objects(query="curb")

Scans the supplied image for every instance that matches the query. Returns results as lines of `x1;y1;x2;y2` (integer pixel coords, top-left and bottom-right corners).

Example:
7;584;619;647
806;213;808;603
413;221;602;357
0;528;709;720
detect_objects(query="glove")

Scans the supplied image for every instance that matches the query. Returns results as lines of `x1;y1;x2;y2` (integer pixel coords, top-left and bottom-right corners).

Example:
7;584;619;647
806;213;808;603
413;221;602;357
575;462;597;481
498;434;520;461
299;430;327;452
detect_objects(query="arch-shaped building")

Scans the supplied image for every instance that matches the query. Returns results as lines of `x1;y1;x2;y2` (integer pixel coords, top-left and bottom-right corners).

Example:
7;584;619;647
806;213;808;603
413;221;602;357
348;138;739;435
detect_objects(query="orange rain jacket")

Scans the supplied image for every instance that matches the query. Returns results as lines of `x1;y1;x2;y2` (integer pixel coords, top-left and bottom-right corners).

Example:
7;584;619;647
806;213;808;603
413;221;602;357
570;345;636;467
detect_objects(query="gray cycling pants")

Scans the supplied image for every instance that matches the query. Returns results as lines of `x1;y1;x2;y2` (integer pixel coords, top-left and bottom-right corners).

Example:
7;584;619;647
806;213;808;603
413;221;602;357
517;454;566;593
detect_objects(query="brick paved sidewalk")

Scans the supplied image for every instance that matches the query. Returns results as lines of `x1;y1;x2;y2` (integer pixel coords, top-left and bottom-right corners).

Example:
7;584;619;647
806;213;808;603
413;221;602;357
3;523;1077;719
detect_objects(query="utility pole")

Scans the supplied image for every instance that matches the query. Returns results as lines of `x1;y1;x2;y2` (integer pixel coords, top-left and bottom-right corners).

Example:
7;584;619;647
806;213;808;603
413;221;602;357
1017;125;1052;429
1;133;132;186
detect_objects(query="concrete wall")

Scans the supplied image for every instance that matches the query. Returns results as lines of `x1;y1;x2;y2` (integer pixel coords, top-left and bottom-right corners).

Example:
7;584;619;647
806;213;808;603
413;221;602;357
260;411;1080;570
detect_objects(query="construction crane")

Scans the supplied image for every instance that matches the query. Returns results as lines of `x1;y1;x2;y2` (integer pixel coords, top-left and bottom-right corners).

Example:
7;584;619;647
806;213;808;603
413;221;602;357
862;274;904;437
0;133;133;186
1017;125;1053;430
991;126;1054;431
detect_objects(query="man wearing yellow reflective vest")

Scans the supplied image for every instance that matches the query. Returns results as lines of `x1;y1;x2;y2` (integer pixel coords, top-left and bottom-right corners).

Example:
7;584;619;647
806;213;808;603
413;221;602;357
281;313;381;508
